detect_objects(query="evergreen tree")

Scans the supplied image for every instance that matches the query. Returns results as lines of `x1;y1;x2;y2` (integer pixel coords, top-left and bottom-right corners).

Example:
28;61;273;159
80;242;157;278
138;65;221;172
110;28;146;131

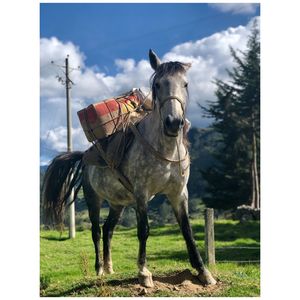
201;22;260;209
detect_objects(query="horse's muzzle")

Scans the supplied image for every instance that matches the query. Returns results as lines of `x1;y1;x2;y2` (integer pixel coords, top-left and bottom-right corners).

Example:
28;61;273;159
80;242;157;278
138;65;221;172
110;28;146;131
164;115;184;137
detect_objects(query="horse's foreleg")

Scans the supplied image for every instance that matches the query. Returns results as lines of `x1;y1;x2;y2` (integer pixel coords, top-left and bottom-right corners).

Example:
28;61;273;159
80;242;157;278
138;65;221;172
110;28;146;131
135;198;153;288
102;205;124;274
167;188;217;285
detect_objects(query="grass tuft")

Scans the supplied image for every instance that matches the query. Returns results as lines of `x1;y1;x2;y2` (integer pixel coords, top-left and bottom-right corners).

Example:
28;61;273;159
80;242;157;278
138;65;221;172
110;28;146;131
79;251;90;277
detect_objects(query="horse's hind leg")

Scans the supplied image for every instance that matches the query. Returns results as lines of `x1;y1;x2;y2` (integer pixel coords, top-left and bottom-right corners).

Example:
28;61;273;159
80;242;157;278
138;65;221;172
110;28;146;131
83;182;103;276
167;187;217;285
102;205;124;274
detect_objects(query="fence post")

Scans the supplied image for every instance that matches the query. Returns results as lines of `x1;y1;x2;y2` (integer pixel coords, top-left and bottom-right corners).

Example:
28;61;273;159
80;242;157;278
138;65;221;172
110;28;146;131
205;208;216;266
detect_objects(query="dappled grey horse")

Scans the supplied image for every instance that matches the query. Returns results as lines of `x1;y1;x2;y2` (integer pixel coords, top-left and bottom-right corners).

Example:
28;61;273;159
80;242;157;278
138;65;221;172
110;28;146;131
43;50;216;287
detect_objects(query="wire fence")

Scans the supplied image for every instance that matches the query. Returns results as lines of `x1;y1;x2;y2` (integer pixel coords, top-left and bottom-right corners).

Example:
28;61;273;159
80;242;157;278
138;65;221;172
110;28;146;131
204;208;260;265
215;247;260;264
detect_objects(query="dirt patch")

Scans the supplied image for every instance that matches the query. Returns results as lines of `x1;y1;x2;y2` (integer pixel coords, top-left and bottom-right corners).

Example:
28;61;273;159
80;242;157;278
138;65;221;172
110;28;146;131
106;269;222;296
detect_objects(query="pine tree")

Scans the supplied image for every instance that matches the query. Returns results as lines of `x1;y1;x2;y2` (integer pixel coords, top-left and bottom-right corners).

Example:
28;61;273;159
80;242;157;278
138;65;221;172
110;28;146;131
201;22;260;209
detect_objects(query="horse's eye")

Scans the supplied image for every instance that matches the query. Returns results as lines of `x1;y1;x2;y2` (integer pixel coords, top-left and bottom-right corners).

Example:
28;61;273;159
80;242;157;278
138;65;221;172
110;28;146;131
155;82;160;89
184;82;188;88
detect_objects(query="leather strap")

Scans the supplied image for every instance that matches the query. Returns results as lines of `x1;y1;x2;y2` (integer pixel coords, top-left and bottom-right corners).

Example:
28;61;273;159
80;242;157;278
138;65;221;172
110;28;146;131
129;123;189;163
83;109;134;194
159;95;185;114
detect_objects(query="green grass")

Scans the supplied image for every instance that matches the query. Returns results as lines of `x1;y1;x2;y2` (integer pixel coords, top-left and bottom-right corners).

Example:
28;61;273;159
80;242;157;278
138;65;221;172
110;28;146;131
40;219;260;297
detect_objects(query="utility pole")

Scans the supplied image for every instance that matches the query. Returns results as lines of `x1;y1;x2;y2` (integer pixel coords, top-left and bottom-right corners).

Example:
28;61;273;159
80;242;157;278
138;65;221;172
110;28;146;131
51;55;80;238
65;55;76;239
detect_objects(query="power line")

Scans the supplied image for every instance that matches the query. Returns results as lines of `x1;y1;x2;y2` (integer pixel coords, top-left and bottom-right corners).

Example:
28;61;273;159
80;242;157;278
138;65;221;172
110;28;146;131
51;58;80;85
96;12;233;52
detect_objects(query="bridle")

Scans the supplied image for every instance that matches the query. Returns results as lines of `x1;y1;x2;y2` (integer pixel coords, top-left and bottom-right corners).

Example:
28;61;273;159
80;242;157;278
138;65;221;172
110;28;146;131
159;95;186;117
130;93;190;176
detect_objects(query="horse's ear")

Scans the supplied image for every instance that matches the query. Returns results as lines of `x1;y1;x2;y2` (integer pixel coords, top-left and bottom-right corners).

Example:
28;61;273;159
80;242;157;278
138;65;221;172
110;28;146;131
149;49;161;70
183;62;192;71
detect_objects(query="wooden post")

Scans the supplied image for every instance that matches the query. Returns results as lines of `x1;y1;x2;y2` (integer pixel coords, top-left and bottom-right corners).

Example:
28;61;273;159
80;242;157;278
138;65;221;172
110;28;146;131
205;208;215;265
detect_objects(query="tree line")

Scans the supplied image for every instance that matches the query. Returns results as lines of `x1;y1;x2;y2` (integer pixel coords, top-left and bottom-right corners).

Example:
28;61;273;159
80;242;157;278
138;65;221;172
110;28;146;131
200;22;260;210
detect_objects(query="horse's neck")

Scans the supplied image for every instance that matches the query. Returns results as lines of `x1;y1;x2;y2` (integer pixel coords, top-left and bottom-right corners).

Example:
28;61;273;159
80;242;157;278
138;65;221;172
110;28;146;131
141;109;183;157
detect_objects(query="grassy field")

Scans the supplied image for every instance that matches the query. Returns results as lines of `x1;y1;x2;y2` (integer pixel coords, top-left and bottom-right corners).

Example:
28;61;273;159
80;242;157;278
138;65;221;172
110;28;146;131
40;219;260;297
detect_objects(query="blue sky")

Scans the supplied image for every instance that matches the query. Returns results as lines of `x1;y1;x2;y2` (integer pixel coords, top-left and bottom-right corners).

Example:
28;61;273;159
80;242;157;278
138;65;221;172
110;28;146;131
40;3;259;75
40;3;260;164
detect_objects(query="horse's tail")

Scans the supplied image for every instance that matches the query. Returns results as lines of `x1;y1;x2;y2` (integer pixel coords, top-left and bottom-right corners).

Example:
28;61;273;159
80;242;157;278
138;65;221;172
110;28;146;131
42;151;84;225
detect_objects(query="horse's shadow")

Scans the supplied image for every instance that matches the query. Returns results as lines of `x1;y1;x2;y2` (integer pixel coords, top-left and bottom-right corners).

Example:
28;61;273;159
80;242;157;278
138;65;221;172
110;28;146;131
41;236;69;241
153;269;200;285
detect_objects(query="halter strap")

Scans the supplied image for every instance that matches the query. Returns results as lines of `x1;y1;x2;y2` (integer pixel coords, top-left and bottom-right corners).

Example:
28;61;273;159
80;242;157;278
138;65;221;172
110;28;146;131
129;123;189;164
159;95;185;115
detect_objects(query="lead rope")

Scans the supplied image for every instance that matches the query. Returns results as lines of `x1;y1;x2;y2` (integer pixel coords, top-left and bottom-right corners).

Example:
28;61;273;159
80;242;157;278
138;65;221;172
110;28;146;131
176;139;184;177
130;123;189;163
176;138;191;177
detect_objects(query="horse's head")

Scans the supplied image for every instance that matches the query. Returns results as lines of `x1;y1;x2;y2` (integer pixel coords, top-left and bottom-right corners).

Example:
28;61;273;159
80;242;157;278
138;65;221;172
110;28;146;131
149;49;191;137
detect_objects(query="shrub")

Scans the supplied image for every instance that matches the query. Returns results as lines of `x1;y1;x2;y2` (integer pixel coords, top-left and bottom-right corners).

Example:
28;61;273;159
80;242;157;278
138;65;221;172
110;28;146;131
233;205;260;222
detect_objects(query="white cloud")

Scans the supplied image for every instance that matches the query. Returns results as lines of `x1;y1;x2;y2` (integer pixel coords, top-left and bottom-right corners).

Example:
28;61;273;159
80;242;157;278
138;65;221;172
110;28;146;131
40;17;259;157
209;3;258;15
40;37;85;78
162;17;259;126
41;126;90;153
115;58;135;72
40;38;153;157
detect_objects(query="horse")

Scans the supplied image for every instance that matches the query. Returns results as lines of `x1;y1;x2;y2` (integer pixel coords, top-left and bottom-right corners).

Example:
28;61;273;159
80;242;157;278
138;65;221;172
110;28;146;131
42;49;217;288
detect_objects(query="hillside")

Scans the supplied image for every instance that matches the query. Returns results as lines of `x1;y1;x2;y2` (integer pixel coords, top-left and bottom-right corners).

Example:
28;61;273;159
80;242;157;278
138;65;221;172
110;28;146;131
187;127;220;198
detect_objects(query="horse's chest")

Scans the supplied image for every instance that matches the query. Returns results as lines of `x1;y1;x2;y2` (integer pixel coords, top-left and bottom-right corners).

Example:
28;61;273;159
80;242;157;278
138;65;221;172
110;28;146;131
131;156;183;192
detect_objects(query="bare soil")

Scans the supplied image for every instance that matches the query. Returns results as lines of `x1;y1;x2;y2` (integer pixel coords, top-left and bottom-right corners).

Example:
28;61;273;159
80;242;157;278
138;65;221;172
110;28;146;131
106;269;222;297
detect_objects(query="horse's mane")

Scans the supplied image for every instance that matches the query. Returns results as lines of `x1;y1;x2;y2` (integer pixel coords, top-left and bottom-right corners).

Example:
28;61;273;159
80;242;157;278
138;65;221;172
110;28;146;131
150;61;191;148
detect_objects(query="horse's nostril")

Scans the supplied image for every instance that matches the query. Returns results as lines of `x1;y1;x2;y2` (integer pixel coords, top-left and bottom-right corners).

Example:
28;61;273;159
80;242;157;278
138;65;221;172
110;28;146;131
165;116;173;129
165;115;184;134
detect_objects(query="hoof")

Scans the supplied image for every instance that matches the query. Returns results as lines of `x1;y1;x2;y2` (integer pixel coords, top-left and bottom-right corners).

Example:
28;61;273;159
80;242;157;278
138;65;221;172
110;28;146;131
198;269;217;285
104;266;115;275
138;269;154;288
96;266;104;276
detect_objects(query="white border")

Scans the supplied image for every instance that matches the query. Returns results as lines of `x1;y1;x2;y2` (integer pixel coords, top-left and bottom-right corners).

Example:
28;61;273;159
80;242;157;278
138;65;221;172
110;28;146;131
3;0;300;299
